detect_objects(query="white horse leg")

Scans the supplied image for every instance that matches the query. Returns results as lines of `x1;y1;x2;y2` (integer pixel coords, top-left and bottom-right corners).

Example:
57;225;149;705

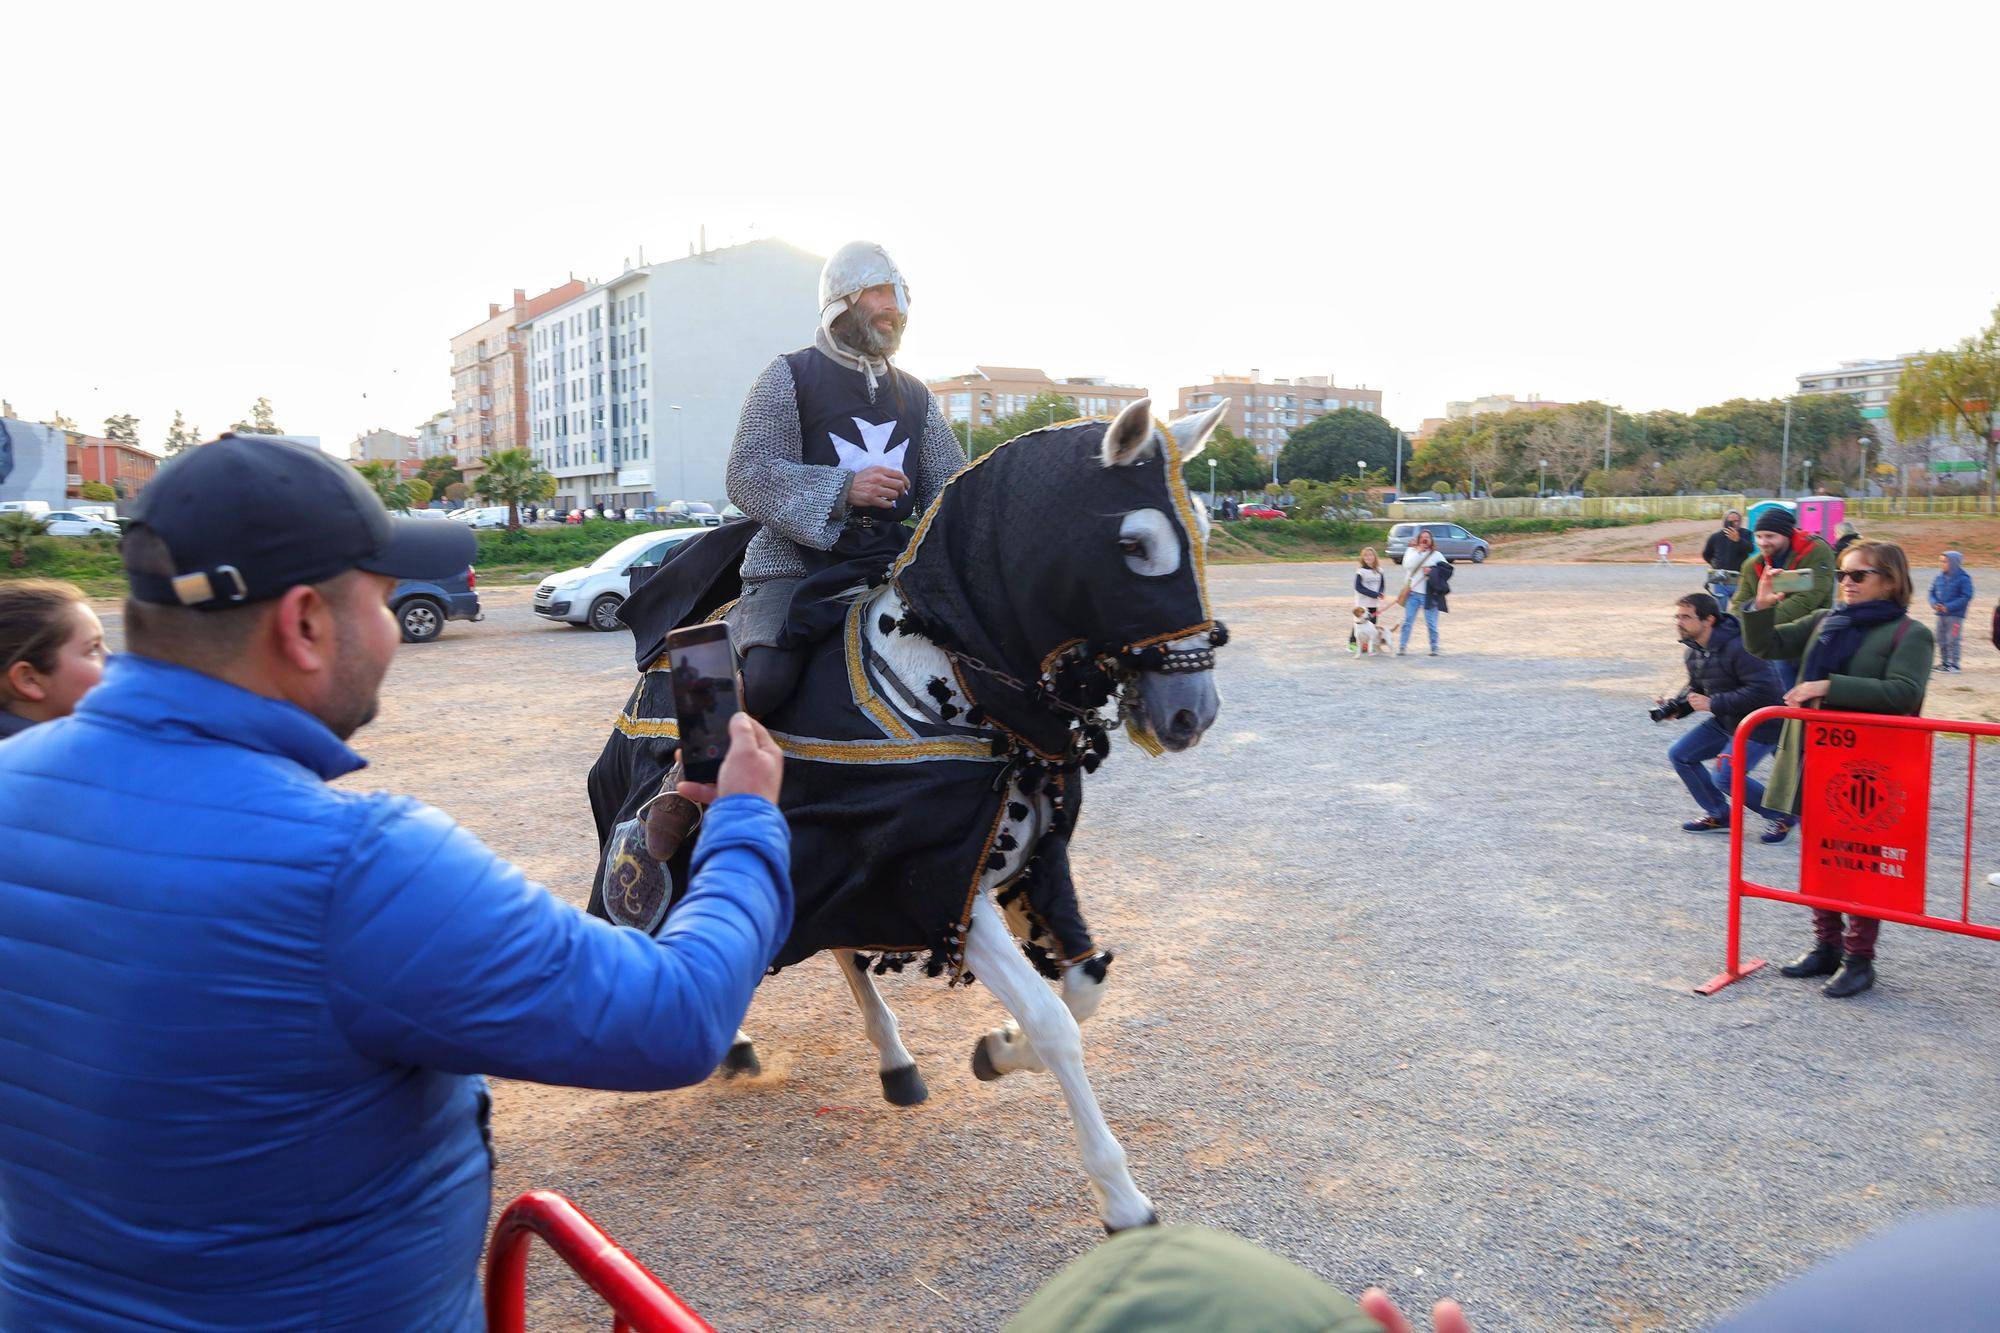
973;951;1114;1080
834;950;928;1106
962;895;1155;1232
720;1027;760;1078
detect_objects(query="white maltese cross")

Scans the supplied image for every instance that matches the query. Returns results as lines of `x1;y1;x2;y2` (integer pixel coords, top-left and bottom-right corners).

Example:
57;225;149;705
830;417;909;474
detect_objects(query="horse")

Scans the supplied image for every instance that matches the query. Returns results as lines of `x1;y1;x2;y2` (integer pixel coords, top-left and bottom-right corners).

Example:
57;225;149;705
585;396;1229;1232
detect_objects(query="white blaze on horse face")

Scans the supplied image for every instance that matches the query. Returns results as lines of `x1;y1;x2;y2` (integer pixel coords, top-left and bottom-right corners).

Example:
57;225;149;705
1100;397;1157;468
1118;508;1182;578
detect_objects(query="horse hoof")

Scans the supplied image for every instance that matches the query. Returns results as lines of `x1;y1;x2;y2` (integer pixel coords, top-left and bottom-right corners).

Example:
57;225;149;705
879;1065;929;1106
721;1040;761;1078
1104;1208;1160;1236
970;1035;1004;1083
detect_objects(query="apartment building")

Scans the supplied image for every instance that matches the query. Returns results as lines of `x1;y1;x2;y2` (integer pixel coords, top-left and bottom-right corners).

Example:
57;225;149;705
1795;355;1916;426
66;434;160;498
522;238;822;512
348;429;422;479
1177;372;1383;455
1443;393;1570;420
925;367;1149;429
450;281;585;482
414;410;455;463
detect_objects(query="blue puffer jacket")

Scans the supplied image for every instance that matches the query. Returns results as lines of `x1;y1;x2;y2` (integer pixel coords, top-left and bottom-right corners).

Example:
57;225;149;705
1929;551;1974;618
0;655;793;1331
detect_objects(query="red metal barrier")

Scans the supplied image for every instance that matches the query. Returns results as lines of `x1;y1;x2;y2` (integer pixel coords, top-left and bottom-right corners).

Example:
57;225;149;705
1699;705;2000;994
485;1190;713;1333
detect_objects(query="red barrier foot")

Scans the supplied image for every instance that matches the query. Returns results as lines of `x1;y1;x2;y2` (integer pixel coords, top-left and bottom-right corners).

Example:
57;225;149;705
1695;958;1767;995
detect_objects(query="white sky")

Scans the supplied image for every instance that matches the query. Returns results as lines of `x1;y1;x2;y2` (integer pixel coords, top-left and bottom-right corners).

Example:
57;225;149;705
6;1;1996;456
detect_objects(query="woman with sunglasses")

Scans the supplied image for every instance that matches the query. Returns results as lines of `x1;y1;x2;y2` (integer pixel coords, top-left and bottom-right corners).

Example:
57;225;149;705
1745;542;1932;998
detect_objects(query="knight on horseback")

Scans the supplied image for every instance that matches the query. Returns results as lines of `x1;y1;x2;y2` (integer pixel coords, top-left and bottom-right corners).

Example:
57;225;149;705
641;240;969;862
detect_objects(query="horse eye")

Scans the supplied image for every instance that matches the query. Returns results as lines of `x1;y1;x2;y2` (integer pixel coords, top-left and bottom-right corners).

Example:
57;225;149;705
1118;537;1143;556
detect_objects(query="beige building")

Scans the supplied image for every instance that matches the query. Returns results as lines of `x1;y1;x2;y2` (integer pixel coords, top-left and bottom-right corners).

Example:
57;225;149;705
1443;392;1569;420
450;281;585;482
926;367;1149;430
1177;373;1383;456
348;429;422;480
1795;355;1916;429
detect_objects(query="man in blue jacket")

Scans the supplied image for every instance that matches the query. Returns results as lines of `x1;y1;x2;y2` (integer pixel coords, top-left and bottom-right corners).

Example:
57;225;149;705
1661;592;1792;841
0;435;794;1331
1928;549;1974;672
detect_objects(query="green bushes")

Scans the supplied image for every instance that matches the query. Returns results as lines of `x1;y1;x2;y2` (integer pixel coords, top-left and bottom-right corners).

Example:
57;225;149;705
473;520;694;572
0;535;129;596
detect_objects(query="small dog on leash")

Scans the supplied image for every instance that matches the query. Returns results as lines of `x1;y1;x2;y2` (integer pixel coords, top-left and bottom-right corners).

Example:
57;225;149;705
1352;607;1384;655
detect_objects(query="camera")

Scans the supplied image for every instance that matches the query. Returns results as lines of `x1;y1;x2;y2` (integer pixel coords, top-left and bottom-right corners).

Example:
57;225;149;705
1650;697;1694;723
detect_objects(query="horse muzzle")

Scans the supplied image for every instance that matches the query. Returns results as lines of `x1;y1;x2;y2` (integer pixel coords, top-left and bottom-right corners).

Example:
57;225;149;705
1132;664;1220;752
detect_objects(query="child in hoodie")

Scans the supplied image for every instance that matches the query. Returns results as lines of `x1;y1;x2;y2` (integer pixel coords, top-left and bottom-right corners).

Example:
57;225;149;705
1929;551;1974;672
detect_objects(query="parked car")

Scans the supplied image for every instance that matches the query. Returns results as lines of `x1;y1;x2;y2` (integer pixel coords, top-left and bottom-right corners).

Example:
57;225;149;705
391;566;482;643
1238;505;1287;520
1386;521;1490;563
40;510;122;537
534;527;706;631
649;500;722;528
453;506;515;529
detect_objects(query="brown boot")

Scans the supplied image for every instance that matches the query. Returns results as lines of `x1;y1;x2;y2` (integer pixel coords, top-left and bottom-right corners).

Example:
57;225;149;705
639;761;702;861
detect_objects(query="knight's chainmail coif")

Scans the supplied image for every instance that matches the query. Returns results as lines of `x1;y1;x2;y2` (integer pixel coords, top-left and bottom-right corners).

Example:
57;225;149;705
726;329;967;586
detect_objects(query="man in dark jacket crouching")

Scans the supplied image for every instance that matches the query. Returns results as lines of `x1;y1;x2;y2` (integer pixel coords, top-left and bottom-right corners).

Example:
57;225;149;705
1661;591;1794;840
0;435;794;1331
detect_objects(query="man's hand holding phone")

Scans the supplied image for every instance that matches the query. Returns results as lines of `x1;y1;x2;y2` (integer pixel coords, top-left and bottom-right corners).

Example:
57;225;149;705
675;713;784;806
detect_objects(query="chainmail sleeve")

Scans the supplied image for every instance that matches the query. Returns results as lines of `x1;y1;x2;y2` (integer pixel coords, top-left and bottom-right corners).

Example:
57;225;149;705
729;357;849;581
914;394;970;512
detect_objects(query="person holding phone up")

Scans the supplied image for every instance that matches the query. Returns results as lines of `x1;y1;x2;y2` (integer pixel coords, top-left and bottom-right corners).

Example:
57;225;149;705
1743;540;1932;999
1729;506;1833;694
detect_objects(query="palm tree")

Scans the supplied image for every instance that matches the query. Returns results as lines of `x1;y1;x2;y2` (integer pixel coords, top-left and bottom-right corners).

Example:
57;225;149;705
356;460;416;512
471;448;556;531
0;511;49;568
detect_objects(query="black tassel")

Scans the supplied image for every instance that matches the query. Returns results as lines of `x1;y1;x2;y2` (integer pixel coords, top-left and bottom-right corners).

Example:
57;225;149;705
986;851;1007;870
996;832;1018;851
1018;769;1042;794
926;677;953;703
1081;752;1102;773
1008;801;1029;821
878;613;897;635
965;706;986;726
937;702;959;720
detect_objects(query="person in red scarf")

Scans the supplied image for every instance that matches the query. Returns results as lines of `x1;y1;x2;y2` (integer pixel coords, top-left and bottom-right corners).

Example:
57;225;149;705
1728;506;1833;693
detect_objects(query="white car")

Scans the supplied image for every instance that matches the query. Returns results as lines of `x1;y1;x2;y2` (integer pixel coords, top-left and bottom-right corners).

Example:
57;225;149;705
452;506;515;529
534;528;705;631
42;510;122;537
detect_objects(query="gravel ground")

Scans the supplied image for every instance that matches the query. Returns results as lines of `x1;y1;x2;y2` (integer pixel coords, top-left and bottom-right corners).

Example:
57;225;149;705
100;565;2000;1331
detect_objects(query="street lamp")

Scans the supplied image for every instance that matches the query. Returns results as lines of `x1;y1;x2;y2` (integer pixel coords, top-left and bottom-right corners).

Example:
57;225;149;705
670;405;684;501
961;376;975;455
1538;458;1548;497
1802;457;1813;494
1207;456;1217;511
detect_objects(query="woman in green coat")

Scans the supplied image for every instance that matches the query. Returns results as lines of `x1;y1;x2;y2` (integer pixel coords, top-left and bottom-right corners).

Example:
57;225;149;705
1743;540;1933;999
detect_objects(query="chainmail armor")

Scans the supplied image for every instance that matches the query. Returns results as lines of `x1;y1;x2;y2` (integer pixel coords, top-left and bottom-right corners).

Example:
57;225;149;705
727;352;968;584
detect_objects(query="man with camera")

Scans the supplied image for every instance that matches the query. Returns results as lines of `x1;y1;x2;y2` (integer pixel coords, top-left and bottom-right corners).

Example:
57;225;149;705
1728;506;1833;692
1701;508;1751;606
1660;592;1793;839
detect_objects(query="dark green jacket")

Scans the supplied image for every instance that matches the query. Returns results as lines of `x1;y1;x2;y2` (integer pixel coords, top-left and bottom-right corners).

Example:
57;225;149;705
1006;1226;1382;1333
1730;533;1835;626
1742;605;1933;814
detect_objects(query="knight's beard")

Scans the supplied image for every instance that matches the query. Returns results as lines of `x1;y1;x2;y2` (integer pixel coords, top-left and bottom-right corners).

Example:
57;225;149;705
833;306;904;359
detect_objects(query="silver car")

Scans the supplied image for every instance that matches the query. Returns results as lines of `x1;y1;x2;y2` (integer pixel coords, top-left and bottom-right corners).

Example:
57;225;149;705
1385;521;1489;563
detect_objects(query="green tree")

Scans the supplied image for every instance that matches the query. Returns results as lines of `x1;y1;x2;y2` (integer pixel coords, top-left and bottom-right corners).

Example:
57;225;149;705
471;447;557;530
0;511;49;568
1179;427;1264;494
80;480;118;502
1891;305;2000;512
163;409;202;456
102;414;140;444
416;455;463;496
968;391;1080;458
356;461;417;512
1276;408;1400;483
405;478;435;508
444;481;470;503
230;397;283;435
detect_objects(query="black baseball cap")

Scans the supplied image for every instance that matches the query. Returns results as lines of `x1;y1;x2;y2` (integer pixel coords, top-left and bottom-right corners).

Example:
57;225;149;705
125;433;477;608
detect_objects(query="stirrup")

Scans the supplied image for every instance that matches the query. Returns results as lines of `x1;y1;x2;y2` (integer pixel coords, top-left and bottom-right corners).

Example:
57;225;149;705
637;763;704;861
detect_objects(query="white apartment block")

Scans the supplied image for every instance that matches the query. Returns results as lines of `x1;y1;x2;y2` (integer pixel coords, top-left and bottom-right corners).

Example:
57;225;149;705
522;238;824;511
1795;355;1916;427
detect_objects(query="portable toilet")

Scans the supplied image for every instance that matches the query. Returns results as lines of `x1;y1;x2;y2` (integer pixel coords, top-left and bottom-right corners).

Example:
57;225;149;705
1744;500;1795;533
1796;496;1845;542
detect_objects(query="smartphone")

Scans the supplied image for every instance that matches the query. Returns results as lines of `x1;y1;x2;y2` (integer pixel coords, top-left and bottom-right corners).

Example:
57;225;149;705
1768;568;1817;593
666;623;740;785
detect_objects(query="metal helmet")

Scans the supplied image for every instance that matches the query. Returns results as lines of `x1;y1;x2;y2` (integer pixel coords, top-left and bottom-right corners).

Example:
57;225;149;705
819;241;909;334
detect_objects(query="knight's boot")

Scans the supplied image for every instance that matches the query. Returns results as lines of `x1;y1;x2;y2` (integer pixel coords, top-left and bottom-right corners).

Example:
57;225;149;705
640;761;702;861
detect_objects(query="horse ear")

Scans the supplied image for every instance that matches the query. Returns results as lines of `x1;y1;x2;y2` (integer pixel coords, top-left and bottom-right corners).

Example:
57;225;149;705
1101;397;1156;468
1169;399;1231;465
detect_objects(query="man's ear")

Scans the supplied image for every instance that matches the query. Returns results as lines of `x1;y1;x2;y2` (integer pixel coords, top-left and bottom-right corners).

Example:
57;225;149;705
5;658;46;703
269;584;337;675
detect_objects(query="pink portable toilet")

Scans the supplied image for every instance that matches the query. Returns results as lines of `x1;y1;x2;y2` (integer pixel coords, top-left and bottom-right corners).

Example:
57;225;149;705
1796;496;1845;542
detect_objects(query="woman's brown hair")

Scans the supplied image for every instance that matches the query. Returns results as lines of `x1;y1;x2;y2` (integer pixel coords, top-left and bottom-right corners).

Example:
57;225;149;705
1842;541;1912;609
0;579;88;702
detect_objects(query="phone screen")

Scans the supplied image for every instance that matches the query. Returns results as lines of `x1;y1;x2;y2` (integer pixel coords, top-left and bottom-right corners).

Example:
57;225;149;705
667;626;740;785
